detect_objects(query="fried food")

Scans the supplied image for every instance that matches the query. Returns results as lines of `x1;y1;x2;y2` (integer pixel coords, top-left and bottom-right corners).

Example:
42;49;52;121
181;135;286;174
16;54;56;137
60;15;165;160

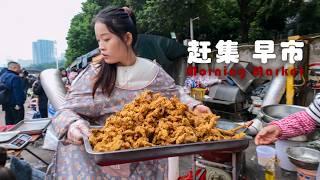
89;91;245;152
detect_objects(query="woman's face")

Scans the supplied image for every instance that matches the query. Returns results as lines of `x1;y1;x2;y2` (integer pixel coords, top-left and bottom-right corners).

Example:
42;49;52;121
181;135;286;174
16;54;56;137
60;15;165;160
61;70;67;77
94;22;130;65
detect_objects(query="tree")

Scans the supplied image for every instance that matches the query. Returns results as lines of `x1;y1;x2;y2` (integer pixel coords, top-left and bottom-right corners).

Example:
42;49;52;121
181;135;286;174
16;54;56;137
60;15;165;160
254;0;302;40
236;0;266;42
64;0;320;67
204;0;240;43
294;0;320;35
137;0;191;37
65;1;102;67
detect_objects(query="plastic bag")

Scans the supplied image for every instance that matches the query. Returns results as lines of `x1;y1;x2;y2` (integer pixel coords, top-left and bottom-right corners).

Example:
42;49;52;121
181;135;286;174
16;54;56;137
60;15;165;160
185;75;221;88
42;124;58;151
32;112;41;119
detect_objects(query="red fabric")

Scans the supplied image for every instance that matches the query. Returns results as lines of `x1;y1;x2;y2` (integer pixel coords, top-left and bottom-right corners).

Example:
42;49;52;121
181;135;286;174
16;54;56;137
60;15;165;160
178;169;206;180
0;125;15;132
271;111;317;139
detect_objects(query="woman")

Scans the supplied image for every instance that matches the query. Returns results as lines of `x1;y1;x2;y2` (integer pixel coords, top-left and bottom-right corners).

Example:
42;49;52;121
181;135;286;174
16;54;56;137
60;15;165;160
47;6;211;179
255;93;320;177
255;92;320;145
0;167;15;180
0;147;7;167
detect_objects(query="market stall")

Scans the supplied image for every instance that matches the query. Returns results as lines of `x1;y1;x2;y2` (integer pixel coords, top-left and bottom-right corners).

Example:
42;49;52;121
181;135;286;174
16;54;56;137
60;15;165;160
0;118;51;166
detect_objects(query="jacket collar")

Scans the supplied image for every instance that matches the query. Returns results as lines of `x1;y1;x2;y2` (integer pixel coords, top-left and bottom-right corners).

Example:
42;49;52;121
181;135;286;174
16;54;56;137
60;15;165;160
7;69;19;75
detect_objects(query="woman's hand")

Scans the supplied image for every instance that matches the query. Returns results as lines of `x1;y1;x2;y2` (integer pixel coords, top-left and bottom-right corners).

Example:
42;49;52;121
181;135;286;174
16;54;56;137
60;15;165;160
193;104;212;114
255;125;281;145
65;84;71;92
67;120;91;145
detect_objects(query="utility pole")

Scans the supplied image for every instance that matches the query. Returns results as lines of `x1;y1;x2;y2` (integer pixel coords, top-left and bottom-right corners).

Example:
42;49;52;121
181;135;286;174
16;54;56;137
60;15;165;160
190;17;199;40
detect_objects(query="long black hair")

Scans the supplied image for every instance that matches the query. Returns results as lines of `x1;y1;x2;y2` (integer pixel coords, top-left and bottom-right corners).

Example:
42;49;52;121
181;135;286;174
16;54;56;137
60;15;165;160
92;6;137;98
0;167;15;180
0;147;6;167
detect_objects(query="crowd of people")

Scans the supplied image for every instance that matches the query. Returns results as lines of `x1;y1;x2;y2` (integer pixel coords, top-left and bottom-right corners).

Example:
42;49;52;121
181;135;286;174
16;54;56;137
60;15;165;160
0;61;51;125
0;63;85;180
0;60;87;126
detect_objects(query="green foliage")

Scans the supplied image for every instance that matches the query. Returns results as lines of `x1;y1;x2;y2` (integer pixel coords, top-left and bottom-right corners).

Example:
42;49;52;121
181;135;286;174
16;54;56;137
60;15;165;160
65;1;102;67
137;0;192;36
204;0;240;43
294;0;320;35
65;0;320;66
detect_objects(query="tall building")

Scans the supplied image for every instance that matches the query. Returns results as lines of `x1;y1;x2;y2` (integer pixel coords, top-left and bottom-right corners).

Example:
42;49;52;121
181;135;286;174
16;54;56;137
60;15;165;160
17;59;33;67
32;40;56;64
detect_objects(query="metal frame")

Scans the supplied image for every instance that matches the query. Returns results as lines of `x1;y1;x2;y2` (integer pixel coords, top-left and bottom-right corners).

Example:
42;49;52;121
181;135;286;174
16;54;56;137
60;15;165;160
192;151;245;180
3;129;50;166
25;147;49;165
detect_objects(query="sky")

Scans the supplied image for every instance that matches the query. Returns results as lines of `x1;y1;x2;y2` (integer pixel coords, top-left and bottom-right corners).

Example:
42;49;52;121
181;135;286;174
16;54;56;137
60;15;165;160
0;0;85;64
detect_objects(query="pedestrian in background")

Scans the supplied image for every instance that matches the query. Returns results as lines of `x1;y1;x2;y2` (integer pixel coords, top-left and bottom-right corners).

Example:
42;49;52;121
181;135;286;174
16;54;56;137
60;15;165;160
19;69;29;95
32;76;48;118
0;62;26;125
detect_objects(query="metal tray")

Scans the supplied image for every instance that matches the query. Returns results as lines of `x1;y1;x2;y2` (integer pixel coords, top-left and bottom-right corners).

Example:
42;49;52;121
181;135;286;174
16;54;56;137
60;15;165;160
0;131;20;143
216;120;245;131
83;121;251;166
9;118;51;135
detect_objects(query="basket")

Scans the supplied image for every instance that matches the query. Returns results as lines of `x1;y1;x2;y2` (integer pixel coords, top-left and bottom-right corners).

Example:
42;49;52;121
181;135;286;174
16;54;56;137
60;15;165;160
191;88;206;101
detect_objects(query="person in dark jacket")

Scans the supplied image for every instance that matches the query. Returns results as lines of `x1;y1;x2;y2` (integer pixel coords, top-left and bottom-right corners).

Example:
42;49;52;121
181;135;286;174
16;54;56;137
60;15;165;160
0;68;8;77
32;76;48;118
134;34;188;78
0;62;26;125
19;70;29;95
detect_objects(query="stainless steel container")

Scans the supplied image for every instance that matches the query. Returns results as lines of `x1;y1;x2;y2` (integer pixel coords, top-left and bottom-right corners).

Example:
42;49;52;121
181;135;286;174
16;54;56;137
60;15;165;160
262;73;286;107
227;62;255;92
9;118;51;135
259;104;307;123
174;57;187;86
208;84;245;102
258;104;308;141
287;147;320;170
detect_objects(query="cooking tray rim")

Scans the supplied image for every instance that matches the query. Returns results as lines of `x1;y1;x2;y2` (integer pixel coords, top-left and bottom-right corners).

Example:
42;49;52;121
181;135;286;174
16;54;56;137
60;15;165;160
83;135;251;155
84;120;251;154
0;131;21;143
9;118;51;134
83;120;251;166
